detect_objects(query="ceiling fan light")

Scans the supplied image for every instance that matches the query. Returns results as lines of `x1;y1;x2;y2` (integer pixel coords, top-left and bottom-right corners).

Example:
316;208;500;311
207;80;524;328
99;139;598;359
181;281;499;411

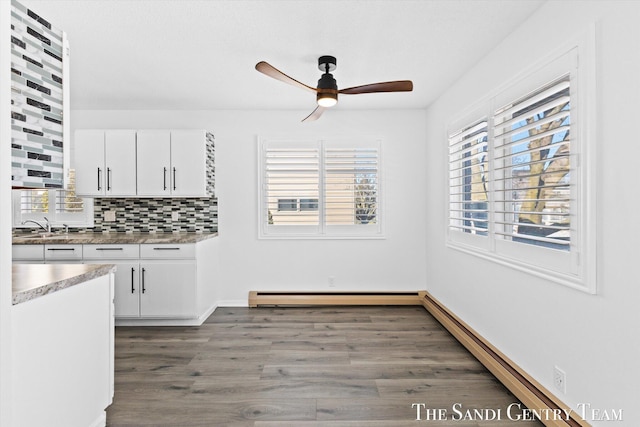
317;92;338;107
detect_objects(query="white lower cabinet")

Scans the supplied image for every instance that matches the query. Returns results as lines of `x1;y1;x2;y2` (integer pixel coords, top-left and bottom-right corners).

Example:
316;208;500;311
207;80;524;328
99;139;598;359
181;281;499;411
83;243;199;321
113;262;140;317
12;244;44;263
15;237;218;326
139;261;196;317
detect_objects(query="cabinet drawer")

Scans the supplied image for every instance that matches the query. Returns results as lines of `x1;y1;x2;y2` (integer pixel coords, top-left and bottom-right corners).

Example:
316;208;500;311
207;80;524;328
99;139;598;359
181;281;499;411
83;244;139;259
44;245;83;261
140;244;195;259
12;245;45;261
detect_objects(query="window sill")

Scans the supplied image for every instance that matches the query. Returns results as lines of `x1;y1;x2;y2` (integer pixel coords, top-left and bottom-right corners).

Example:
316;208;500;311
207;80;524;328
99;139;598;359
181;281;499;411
445;240;595;294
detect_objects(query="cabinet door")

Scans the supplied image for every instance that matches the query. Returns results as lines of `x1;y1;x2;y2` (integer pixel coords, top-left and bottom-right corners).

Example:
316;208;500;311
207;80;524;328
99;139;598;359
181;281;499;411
12;245;45;262
139;262;196;318
74;130;105;196
137;130;171;196
170;130;207;197
105;130;137;196
112;262;140;317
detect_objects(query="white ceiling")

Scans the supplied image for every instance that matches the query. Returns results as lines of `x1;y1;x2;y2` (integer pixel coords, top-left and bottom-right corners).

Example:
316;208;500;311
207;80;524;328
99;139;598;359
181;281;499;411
22;0;544;112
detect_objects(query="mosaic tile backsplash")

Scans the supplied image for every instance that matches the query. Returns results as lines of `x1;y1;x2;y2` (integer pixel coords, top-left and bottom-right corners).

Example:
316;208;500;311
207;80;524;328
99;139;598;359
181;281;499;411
90;197;218;233
10;0;66;189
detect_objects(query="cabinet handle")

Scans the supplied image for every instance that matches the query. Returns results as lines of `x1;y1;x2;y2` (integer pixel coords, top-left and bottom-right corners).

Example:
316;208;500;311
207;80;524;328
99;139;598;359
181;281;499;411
163;167;167;191
97;167;102;191
107;167;112;191
152;247;180;251
47;248;75;251
131;267;135;293
141;268;146;293
173;167;177;191
95;247;123;251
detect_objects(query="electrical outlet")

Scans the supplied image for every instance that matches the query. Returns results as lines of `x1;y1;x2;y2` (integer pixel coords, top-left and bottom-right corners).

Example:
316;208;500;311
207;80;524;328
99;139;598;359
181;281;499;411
171;211;179;221
554;366;566;394
104;210;116;222
328;276;336;287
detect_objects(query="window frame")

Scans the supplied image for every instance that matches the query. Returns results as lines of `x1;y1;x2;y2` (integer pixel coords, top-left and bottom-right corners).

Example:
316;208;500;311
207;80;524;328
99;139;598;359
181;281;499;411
446;33;597;294
12;168;94;229
258;137;384;240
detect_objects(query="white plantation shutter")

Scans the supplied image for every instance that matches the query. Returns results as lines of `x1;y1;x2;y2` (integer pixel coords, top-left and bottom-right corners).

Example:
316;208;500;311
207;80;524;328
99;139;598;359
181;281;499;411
259;139;383;238
263;143;320;230
493;76;571;249
19;189;48;214
324;145;379;227
13;169;93;227
448;120;489;236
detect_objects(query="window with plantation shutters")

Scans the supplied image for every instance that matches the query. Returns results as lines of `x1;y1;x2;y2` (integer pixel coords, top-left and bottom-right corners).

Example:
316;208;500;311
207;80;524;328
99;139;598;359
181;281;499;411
448;120;489;237
13;169;94;227
445;44;597;293
493;76;571;250
259;138;382;238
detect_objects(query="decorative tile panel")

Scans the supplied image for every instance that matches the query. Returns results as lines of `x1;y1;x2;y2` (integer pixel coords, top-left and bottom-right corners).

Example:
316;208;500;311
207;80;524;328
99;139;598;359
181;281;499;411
206;132;215;197
90;197;218;233
10;0;66;189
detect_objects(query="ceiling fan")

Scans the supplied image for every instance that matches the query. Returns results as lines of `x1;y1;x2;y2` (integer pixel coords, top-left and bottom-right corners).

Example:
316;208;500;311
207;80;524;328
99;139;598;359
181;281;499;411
255;55;413;122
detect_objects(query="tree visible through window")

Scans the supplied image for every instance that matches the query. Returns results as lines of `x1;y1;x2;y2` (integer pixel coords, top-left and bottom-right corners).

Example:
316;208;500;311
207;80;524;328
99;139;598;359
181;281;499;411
494;76;571;250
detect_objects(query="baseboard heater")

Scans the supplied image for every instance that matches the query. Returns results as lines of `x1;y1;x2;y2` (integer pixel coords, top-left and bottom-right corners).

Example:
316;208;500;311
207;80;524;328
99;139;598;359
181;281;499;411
419;291;589;427
248;291;421;307
248;289;589;427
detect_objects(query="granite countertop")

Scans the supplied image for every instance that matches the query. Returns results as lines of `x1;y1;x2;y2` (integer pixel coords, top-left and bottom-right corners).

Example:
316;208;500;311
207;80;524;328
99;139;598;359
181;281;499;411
12;263;116;305
12;231;218;245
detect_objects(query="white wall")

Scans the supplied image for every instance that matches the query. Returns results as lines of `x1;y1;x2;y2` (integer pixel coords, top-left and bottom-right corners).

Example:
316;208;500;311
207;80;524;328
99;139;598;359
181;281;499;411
72;109;428;305
424;2;639;425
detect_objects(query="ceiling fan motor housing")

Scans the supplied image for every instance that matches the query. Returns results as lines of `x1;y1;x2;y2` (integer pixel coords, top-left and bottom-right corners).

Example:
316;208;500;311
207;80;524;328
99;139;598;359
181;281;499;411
318;55;337;72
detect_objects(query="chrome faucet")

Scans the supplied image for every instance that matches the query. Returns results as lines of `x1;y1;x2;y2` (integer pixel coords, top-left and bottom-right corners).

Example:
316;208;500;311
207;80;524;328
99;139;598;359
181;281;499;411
21;217;51;233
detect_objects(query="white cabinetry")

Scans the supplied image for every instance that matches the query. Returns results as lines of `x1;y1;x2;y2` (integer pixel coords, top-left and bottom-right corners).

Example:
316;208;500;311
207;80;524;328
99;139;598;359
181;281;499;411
137;130;209;197
140;261;196;317
83;245;140;318
169;130;209;197
44;244;83;262
12;244;44;263
74;130;137;197
13;271;114;427
84;243;198;320
14;236;218;326
139;244;196;317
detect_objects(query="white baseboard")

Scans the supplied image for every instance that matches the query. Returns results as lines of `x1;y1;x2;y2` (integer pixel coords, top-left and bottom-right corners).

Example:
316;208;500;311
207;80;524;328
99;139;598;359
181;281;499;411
87;411;106;427
115;302;217;327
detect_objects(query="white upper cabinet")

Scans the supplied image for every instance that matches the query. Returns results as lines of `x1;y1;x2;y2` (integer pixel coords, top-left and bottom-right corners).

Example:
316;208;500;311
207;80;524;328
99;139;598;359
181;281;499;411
75;129;212;198
136;130;171;196
137;130;209;197
74;130;137;197
74;130;104;197
170;130;208;197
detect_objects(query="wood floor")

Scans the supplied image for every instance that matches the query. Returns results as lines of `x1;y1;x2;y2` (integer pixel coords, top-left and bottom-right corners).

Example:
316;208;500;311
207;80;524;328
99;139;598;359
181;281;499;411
107;306;544;426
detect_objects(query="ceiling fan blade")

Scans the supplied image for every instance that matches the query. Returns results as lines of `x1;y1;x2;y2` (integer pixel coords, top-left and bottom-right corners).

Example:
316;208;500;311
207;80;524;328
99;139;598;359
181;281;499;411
302;105;326;122
339;80;413;95
255;61;317;93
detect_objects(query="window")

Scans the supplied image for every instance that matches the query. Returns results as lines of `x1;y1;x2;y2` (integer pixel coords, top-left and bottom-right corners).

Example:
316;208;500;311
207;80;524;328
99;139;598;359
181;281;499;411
259;138;382;238
447;44;596;293
299;198;319;211
448;120;489;237
493;76;571;250
278;199;298;212
13;169;94;228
